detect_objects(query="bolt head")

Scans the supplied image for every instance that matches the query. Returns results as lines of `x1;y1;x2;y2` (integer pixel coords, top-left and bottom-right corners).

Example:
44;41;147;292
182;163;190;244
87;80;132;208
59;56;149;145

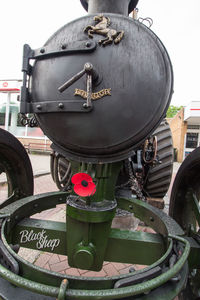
86;42;91;48
73;247;94;269
84;62;93;72
61;44;67;50
58;103;64;109
83;103;88;109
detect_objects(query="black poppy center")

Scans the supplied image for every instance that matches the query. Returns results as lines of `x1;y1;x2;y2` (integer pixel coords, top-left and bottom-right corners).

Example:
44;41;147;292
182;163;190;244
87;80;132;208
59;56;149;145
81;180;88;187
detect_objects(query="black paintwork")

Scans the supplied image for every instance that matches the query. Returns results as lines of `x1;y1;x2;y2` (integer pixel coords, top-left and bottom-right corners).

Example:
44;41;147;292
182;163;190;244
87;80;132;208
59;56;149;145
28;14;173;163
80;0;139;15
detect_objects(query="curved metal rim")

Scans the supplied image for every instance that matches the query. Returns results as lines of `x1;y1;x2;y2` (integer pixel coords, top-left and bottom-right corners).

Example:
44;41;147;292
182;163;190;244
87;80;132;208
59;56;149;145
168;148;200;300
0;129;33;209
0;229;190;299
0;191;189;299
169;146;200;224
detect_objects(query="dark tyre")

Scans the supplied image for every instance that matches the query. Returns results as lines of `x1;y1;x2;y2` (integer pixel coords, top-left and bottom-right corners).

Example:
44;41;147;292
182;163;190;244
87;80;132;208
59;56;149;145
169;147;200;300
169;146;200;227
0;129;33;202
144;119;173;198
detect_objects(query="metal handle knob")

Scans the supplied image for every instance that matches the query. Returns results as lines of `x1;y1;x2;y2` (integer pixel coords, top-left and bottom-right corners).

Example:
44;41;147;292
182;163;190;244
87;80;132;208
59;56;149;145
58;62;97;108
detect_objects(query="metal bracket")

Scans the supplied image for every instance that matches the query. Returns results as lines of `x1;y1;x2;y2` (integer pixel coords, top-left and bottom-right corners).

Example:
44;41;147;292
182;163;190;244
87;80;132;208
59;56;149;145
23;41;96;67
114;266;162;288
33;41;97;60
30;100;92;113
20;41;97;114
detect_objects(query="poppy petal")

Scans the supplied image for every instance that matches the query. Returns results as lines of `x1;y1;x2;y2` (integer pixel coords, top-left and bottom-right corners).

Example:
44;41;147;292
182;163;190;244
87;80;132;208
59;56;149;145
87;182;96;196
71;173;93;184
74;184;90;197
74;182;96;197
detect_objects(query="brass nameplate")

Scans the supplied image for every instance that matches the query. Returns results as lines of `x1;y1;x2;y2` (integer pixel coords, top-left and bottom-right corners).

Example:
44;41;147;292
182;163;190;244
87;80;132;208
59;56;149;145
74;88;111;100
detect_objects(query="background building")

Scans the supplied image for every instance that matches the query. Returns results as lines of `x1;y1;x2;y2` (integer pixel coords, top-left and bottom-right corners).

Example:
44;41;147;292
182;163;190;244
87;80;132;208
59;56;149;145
169;101;200;162
0;79;51;152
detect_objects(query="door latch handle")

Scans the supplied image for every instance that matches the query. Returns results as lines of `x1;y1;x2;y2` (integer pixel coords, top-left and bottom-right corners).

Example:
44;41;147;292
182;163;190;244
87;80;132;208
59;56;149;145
58;62;98;108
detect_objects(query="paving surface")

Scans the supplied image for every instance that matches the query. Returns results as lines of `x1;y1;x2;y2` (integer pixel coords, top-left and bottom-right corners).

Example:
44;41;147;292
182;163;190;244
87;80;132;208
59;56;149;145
0;154;181;281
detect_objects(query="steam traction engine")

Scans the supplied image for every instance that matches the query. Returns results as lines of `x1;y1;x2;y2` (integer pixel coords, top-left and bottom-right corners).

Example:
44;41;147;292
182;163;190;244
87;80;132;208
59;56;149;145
0;0;200;299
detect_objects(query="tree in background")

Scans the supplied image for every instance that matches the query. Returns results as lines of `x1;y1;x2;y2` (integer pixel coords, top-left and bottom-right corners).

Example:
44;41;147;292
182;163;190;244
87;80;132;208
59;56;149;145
166;105;183;118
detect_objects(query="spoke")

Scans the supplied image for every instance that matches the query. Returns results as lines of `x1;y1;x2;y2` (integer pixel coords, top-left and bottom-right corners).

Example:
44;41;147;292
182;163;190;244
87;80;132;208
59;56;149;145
190;192;200;228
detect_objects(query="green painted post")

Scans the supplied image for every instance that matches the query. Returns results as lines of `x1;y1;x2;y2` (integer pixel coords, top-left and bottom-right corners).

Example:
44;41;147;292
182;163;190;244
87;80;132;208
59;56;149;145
66;162;121;270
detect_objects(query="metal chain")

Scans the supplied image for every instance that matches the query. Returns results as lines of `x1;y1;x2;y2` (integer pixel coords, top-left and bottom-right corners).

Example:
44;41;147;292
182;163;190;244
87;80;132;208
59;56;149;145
138;17;153;28
20;114;38;127
127;160;146;202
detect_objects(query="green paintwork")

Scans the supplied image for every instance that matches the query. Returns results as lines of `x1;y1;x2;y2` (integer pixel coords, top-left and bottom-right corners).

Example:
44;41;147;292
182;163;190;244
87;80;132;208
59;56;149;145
66;162;121;270
73;242;95;269
0;158;199;298
12;218;67;254
116;193;184;236
0;223;191;299
66;215;113;270
12;218;164;264
58;279;69;300
66;198;116;223
70;161;122;202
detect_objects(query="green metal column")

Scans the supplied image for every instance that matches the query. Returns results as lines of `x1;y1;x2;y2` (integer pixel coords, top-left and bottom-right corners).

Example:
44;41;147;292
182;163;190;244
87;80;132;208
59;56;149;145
66;162;121;270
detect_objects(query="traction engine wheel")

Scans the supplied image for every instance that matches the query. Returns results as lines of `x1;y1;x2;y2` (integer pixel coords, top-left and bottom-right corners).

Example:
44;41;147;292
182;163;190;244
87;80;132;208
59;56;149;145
0;128;33;204
169;147;200;299
144;119;174;198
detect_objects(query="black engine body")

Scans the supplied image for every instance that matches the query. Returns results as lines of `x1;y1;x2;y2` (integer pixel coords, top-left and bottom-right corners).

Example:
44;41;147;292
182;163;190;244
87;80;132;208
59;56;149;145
21;0;173;163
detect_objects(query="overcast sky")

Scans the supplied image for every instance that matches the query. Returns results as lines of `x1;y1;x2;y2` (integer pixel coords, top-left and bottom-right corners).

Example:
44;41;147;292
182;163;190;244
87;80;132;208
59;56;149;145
0;0;199;106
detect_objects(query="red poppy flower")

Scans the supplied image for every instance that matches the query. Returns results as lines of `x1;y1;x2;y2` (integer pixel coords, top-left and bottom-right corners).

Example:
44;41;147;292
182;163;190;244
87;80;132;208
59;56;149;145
71;173;96;197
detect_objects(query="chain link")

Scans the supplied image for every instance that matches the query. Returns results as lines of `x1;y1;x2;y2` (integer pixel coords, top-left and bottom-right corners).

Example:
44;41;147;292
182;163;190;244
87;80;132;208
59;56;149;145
20;114;38;127
127;160;146;202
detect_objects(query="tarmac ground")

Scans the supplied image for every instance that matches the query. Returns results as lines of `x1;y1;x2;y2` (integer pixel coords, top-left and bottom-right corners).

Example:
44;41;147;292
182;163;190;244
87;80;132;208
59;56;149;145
0;153;181;279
